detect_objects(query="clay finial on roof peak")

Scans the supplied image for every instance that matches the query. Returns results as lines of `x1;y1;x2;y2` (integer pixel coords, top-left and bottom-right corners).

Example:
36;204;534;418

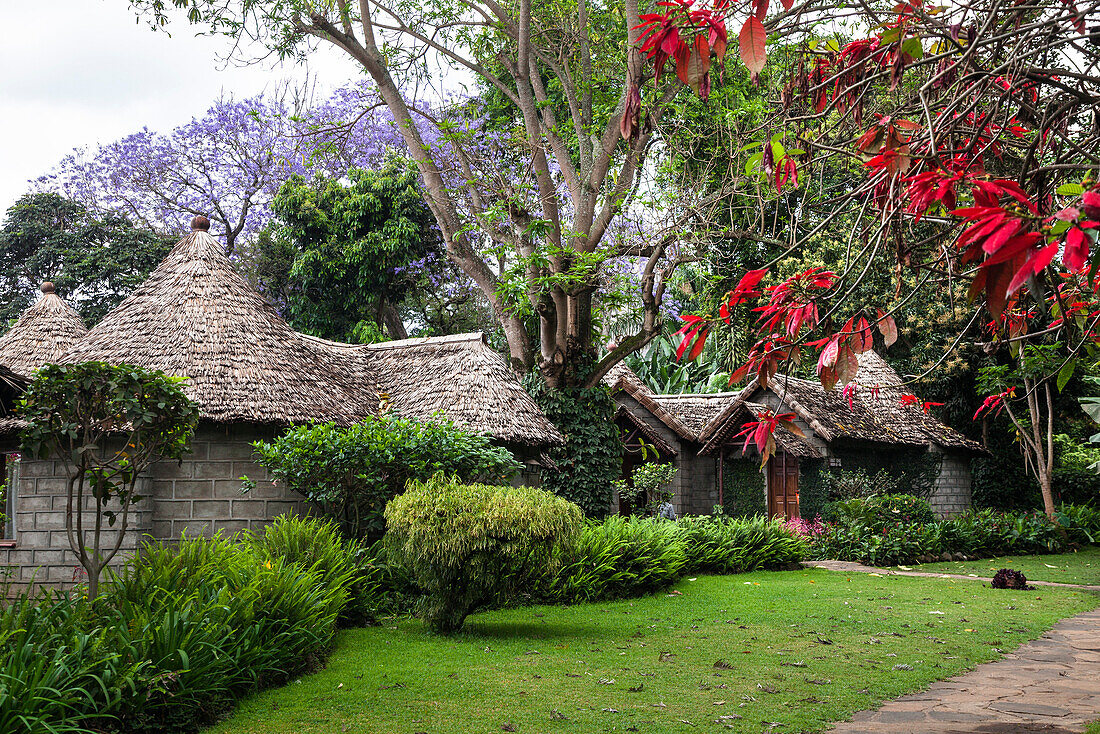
190;215;211;232
40;281;55;294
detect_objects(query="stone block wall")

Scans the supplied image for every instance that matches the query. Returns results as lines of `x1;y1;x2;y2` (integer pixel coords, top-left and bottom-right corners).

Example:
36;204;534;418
930;450;972;517
0;421;305;590
0;457;152;587
146;423;303;540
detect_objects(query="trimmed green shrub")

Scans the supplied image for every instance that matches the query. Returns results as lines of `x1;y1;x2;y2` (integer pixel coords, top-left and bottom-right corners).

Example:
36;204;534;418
253;417;522;540
385;475;583;633
679;515;807;574
1058;503;1100;544
808;506;1078;566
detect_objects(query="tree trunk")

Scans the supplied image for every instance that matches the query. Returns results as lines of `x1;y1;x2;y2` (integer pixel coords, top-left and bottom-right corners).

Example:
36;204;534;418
1039;469;1056;520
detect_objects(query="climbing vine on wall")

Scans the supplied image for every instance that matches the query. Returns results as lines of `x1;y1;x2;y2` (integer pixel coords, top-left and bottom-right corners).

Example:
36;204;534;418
526;376;622;518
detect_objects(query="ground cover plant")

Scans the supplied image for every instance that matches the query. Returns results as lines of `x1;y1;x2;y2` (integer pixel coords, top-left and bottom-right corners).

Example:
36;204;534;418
0;516;375;734
804;499;1100;567
208;569;1098;734
901;546;1100;587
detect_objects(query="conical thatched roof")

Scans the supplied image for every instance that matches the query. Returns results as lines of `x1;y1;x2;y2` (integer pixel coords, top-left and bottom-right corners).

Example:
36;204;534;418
304;332;565;447
60;220;378;425
0;283;88;377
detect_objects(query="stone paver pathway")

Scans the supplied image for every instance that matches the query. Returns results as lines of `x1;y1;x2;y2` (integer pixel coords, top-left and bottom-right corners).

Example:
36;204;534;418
805;560;1100;592
804;560;1100;733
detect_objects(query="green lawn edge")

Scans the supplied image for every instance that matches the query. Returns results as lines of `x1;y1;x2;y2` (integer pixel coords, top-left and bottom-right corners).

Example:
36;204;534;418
207;568;1098;734
895;546;1100;586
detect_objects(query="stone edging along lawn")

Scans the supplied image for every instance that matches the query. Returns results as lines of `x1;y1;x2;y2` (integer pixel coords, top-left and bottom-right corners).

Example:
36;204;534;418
206;567;1098;734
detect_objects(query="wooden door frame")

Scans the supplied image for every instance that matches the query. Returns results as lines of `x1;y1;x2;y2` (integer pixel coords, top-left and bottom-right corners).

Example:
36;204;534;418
766;452;801;520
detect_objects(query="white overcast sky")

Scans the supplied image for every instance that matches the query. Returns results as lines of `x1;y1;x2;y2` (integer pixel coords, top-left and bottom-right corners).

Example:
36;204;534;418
0;0;364;214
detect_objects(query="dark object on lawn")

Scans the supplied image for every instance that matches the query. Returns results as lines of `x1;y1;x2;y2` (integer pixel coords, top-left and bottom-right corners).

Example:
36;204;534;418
991;568;1033;590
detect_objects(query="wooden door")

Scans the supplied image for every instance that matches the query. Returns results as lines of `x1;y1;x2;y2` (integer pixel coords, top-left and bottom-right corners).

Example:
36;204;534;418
767;453;800;520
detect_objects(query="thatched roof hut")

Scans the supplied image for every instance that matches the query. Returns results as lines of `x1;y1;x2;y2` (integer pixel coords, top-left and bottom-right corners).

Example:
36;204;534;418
698;351;983;455
0;283;88;378
60;219;379;426
303;332;564;448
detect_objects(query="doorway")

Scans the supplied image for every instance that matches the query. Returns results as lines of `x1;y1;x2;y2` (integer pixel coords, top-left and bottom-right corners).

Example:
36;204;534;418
767;452;800;520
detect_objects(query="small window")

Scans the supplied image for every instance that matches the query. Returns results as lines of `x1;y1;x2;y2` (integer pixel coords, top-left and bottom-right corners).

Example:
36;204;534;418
1;453;16;540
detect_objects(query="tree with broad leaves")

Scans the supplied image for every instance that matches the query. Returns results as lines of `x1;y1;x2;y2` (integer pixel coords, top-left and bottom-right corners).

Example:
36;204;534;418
640;0;1100;494
267;161;448;342
19;362;198;598
126;0;760;387
0;193;174;325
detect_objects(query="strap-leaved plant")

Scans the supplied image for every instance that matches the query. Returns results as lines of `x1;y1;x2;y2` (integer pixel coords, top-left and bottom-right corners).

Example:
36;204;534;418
19;362;198;597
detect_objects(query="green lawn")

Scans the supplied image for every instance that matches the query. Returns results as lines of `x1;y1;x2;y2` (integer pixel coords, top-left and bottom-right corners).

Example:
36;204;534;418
209;568;1097;734
898;546;1100;586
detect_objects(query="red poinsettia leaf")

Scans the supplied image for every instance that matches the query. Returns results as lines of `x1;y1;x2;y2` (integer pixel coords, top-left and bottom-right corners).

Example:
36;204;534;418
1065;227;1090;272
754;0;770;20
687;326;710;361
739;17;767;76
875;309;898;346
1008;241;1059;294
778;418;805;437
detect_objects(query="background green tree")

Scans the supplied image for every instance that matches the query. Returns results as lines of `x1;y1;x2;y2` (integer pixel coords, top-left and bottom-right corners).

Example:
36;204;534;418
0;193;173;325
266;162;447;343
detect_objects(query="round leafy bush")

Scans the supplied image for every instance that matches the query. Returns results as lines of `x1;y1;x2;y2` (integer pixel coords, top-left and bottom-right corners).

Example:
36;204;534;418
253;416;523;540
385;475;583;633
821;494;936;531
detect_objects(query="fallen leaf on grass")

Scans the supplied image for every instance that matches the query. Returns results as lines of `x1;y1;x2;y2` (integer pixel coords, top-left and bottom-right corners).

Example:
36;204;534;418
502;724;516;732
659;651;677;662
714;659;733;669
549;710;567;721
602;708;620;713
628;683;645;692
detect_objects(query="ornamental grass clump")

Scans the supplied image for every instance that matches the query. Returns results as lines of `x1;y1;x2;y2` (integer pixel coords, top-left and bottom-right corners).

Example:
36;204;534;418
679;515;808;574
545;515;689;603
385;475;583;634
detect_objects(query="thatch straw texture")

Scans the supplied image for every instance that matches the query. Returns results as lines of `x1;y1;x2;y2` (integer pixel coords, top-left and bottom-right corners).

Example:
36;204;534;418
0;284;88;377
60;228;378;426
699;351;983;455
652;392;741;436
603;363;696;441
305;332;564;447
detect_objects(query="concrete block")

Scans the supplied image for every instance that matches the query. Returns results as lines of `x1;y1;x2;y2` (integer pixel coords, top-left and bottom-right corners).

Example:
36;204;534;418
34;478;68;494
192;500;231;519
209;442;258;461
264;501;301;518
192;462;235;480
212;519;250;535
172;480;214;499
229;499;268;519
153;499;193;519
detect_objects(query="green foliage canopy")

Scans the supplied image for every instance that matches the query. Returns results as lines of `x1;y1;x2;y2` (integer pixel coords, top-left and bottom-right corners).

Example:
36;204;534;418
0;193;173;325
252;416;522;541
19;361;199;597
267;163;446;343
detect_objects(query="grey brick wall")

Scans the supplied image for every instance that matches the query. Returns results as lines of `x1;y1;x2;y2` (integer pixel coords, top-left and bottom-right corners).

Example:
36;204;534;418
929;450;972;517
1;422;305;590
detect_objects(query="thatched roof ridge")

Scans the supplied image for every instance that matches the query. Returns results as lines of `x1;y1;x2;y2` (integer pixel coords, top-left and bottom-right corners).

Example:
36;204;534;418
614;405;679;457
700;351;983;455
60;226;379;426
0;283;88;377
603;362;696;441
651;392;742;436
302;331;564;447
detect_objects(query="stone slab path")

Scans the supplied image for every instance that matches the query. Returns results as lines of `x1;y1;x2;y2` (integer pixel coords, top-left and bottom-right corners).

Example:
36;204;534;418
805;560;1100;593
803;561;1100;733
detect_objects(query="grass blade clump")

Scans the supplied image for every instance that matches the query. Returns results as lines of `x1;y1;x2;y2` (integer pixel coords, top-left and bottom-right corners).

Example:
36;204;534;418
679;515;808;574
